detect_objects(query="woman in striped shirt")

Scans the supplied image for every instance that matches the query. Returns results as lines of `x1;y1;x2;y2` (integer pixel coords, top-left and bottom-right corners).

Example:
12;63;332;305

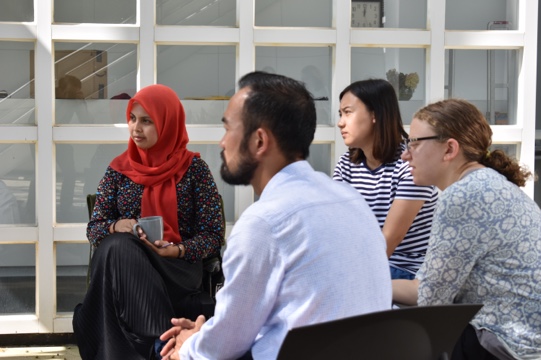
333;79;438;279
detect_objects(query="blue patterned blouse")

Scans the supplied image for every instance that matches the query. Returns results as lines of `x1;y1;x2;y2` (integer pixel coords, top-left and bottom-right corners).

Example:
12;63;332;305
87;156;224;263
417;168;541;358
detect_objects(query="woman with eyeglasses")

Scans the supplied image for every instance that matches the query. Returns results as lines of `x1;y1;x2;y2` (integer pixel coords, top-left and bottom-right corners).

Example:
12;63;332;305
333;79;439;280
393;98;541;359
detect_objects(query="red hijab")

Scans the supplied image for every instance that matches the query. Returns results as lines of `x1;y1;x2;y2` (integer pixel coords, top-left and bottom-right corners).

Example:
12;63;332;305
110;84;198;243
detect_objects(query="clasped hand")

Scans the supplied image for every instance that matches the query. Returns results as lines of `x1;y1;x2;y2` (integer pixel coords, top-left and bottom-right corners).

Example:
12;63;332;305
159;315;206;360
113;219;178;258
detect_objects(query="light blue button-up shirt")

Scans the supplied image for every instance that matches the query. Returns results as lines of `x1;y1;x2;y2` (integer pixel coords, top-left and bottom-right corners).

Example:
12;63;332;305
181;161;392;359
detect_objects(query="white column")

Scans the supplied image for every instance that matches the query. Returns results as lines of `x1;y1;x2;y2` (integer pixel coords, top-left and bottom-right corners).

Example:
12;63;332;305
35;0;55;332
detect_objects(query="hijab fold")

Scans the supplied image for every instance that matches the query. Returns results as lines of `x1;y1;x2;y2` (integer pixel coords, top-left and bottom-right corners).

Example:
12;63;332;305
110;84;198;243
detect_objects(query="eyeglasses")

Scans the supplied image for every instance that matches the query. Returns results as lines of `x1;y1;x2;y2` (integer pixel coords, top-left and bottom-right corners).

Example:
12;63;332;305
403;136;443;152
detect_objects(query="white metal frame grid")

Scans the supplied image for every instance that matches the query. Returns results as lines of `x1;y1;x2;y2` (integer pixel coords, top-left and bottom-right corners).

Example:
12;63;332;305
0;0;537;334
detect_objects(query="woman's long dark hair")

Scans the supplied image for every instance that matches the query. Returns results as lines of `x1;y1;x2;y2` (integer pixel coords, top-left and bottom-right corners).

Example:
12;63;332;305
340;79;407;164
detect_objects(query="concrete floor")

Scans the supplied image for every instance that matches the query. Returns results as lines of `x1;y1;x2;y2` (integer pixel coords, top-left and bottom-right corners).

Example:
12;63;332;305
0;345;81;359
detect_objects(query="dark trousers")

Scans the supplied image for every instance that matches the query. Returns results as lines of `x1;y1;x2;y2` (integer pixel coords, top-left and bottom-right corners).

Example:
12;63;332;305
73;233;203;360
452;324;499;360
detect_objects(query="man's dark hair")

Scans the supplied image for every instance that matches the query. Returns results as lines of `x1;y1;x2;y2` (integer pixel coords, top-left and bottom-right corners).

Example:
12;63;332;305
238;71;316;161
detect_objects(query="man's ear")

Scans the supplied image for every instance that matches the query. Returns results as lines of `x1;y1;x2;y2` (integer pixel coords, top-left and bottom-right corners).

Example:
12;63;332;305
253;127;270;156
443;138;460;161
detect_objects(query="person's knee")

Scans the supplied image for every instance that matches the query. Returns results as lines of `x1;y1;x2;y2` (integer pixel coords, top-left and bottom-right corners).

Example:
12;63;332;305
96;232;139;257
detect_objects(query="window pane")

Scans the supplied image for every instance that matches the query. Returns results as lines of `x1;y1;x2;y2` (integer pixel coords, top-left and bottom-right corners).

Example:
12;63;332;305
54;0;136;24
0;0;33;22
445;49;518;125
253;143;332;203
379;0;427;29
0;42;35;125
491;143;517;158
0;144;35;225
56;144;127;223
156;0;236;26
351;0;427;29
54;43;137;124
535;142;541;207
56;243;89;313
157;45;236;125
446;0;518;30
0;244;36;314
256;46;332;125
255;0;332;27
189;144;234;223
309;143;332;176
351;47;426;125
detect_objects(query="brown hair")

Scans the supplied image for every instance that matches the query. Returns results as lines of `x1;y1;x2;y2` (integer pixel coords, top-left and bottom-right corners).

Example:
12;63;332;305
414;98;533;187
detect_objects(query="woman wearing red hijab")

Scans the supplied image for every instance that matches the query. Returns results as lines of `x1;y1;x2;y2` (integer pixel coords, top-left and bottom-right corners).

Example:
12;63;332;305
73;84;223;360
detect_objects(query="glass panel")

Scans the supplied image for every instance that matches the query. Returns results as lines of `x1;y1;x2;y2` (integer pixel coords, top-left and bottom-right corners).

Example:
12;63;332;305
253;143;333;202
189;144;234;223
352;0;427;29
54;0;136;24
535;144;541;207
490;143;517;158
0;244;36;314
255;0;332;27
0;42;35;125
156;0;236;26
379;0;427;29
446;0;518;30
351;47;426;125
445;49;518;125
0;0;34;22
157;45;236;125
309;143;332;176
256;46;332;125
54;43;137;124
0;144;35;225
56;144;127;223
56;243;89;313
0;0;33;22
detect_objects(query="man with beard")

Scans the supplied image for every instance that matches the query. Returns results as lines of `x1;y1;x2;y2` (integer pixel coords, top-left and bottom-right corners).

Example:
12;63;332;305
159;72;392;360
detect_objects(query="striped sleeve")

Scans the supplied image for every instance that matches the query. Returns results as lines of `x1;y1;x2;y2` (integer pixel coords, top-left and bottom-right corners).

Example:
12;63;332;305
333;150;439;274
394;160;435;201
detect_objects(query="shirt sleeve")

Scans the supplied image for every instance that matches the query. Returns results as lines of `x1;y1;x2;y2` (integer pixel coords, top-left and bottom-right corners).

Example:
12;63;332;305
180;158;224;262
86;166;120;247
180;213;281;359
394;161;436;201
332;153;349;182
416;184;488;305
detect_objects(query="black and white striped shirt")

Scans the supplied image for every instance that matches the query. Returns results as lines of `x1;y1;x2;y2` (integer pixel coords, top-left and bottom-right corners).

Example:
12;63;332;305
333;147;439;274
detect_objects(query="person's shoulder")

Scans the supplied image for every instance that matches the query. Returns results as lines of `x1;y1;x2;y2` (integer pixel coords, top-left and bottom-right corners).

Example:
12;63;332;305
187;155;211;172
228;204;275;248
442;169;488;200
339;150;351;160
478;168;528;198
104;165;123;178
456;167;495;186
97;166;130;192
335;151;352;165
391;157;411;172
302;169;364;205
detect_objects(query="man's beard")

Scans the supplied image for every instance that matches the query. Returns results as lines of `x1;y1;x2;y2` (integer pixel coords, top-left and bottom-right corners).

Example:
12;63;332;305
220;149;258;186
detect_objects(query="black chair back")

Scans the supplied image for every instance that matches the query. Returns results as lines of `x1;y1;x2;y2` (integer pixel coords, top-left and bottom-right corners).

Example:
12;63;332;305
277;304;483;360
